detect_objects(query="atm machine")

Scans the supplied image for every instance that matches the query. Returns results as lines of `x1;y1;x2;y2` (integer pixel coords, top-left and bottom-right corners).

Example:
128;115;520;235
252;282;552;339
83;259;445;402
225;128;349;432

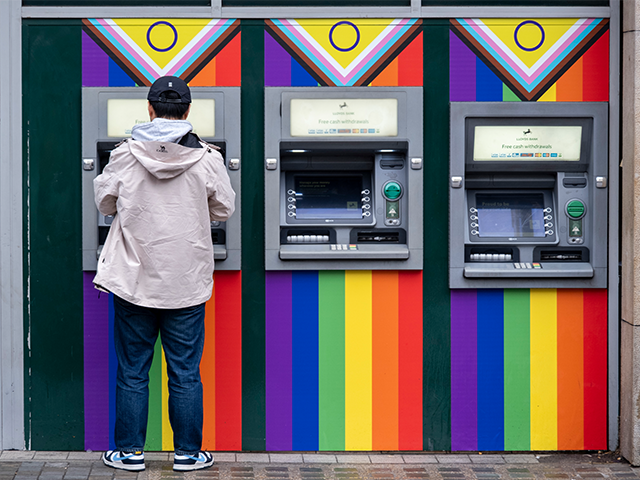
449;102;608;289
82;87;241;271
265;87;423;271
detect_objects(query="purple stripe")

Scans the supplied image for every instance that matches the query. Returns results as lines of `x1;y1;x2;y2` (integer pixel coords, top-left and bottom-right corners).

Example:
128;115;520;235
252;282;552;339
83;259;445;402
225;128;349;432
83;272;110;450
265;30;292;87
82;30;109;87
449;30;476;101
266;271;293;450
451;289;478;451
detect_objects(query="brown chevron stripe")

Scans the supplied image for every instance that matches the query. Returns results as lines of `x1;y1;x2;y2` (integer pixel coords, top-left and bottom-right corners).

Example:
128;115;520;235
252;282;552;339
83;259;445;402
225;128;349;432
355;20;423;87
450;18;609;101
82;20;151;86
183;19;241;83
265;20;332;85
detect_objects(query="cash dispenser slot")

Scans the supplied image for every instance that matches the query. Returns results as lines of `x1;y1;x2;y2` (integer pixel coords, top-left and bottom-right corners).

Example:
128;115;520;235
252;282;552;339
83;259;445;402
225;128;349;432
351;228;406;243
534;246;589;262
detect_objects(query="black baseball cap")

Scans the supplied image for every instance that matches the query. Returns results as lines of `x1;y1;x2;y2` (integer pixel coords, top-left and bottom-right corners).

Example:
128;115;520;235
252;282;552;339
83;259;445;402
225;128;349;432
147;76;191;104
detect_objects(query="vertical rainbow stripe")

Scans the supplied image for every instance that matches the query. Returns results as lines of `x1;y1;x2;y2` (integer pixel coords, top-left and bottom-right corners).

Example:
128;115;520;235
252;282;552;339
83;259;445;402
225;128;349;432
449;29;609;102
83;271;242;451
451;288;607;451
265;270;423;451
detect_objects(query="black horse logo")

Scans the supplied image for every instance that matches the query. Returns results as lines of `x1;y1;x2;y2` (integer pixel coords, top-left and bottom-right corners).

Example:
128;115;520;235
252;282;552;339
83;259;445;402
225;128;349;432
523;129;532;135
339;102;348;109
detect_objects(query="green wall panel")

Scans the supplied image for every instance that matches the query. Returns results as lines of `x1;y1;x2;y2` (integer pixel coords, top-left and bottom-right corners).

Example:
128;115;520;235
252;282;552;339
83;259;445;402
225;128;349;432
241;19;267;451
422;19;451;451
22;19;85;450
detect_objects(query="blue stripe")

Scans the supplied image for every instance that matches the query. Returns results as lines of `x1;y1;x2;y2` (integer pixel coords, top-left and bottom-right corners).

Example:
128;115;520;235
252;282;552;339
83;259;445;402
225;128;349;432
476;57;503;101
477;289;504;451
108;294;117;450
108;58;135;87
292;271;319;451
456;18;600;92
291;57;318;86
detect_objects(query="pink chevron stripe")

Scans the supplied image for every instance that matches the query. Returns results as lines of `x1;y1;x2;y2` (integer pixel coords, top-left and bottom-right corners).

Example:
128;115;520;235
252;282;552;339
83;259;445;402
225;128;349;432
279;19;412;84
465;18;593;84
531;20;594;76
96;19;159;78
343;19;412;83
166;19;229;76
279;19;344;80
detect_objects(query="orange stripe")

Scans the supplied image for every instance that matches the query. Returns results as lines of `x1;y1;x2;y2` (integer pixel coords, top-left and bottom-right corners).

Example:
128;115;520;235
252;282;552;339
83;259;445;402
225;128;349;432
372;271;399;450
556;289;584;450
398;32;423;87
201;278;217;449
555;56;583;102
370;57;399;87
190;56;217;87
216;33;242;87
398;270;423;450
214;271;243;450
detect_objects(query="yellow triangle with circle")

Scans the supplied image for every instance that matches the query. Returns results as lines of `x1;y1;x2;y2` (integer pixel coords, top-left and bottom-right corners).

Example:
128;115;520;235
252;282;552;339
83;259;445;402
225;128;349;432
110;19;215;70
478;18;583;69
294;19;397;69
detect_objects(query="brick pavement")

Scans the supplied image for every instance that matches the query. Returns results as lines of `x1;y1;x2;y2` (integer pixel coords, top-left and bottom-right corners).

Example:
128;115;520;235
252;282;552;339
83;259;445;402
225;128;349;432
0;452;636;480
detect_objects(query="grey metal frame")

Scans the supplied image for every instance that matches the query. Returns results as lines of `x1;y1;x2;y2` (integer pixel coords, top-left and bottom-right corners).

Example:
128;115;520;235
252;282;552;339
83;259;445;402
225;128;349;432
0;0;25;451
81;87;242;271
265;87;423;271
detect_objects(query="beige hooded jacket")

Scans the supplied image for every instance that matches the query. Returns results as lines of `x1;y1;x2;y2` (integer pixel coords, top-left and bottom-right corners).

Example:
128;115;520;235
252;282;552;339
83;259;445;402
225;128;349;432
93;138;235;309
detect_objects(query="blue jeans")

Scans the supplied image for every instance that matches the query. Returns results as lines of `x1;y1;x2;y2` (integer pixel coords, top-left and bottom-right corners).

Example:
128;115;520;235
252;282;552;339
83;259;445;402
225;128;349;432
113;295;205;455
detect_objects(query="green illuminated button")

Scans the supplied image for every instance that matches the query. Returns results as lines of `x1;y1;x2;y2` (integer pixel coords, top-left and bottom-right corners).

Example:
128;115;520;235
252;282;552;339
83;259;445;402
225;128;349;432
566;200;585;219
383;181;402;200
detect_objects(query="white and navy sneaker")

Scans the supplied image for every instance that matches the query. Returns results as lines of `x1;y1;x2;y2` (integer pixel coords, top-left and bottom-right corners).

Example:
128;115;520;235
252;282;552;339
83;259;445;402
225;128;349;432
173;451;214;471
102;450;145;471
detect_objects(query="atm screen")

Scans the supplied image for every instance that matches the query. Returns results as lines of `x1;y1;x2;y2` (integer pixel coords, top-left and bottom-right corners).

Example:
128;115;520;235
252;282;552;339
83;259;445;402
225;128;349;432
294;174;363;219
476;193;545;238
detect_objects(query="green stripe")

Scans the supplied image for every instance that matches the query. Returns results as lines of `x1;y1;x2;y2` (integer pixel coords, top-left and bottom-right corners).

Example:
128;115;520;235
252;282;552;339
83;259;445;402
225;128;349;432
241;19;267;451
502;84;521;102
503;289;531;450
145;338;163;451
422;20;452;451
22;19;84;450
318;271;345;451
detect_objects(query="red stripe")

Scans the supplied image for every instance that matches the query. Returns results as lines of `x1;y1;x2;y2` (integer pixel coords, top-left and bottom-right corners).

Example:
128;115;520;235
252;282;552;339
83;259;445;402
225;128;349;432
202;285;217;449
398;32;423;87
583;289;607;449
398;270;423;450
582;30;609;101
215;271;243;449
215;33;242;87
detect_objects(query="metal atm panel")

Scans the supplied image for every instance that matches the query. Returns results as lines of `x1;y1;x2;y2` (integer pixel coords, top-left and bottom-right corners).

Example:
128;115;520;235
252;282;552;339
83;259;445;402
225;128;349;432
82;87;241;271
449;102;608;289
265;87;423;271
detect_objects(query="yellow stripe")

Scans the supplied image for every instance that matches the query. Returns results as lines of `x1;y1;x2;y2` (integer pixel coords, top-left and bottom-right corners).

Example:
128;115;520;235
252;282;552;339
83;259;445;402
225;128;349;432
344;270;373;450
530;289;558;450
161;348;174;451
538;83;557;102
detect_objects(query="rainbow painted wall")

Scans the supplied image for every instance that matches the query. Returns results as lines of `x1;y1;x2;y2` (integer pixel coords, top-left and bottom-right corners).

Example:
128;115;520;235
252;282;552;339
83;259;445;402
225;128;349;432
78;17;611;452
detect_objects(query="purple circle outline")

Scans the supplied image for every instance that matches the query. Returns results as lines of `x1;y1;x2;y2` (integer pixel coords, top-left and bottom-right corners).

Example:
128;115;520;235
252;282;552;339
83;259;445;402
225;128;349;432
329;21;360;52
514;20;545;52
147;21;178;53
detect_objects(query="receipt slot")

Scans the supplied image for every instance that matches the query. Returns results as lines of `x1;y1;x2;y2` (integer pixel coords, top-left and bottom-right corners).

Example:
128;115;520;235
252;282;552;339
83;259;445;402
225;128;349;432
265;87;423;271
81;87;241;271
449;102;608;289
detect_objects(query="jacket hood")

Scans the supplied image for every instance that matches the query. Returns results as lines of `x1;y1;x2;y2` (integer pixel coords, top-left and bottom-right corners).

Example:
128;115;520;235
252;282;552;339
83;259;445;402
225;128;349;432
131;118;193;143
128;139;207;179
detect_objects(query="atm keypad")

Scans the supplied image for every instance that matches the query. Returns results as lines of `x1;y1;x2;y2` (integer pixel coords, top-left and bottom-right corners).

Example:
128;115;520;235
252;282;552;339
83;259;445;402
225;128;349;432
513;262;542;269
470;253;511;262
287;234;330;243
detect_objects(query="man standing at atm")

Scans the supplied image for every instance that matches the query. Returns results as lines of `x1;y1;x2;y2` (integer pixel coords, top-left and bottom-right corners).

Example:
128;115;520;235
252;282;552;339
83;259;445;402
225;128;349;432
93;76;235;472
